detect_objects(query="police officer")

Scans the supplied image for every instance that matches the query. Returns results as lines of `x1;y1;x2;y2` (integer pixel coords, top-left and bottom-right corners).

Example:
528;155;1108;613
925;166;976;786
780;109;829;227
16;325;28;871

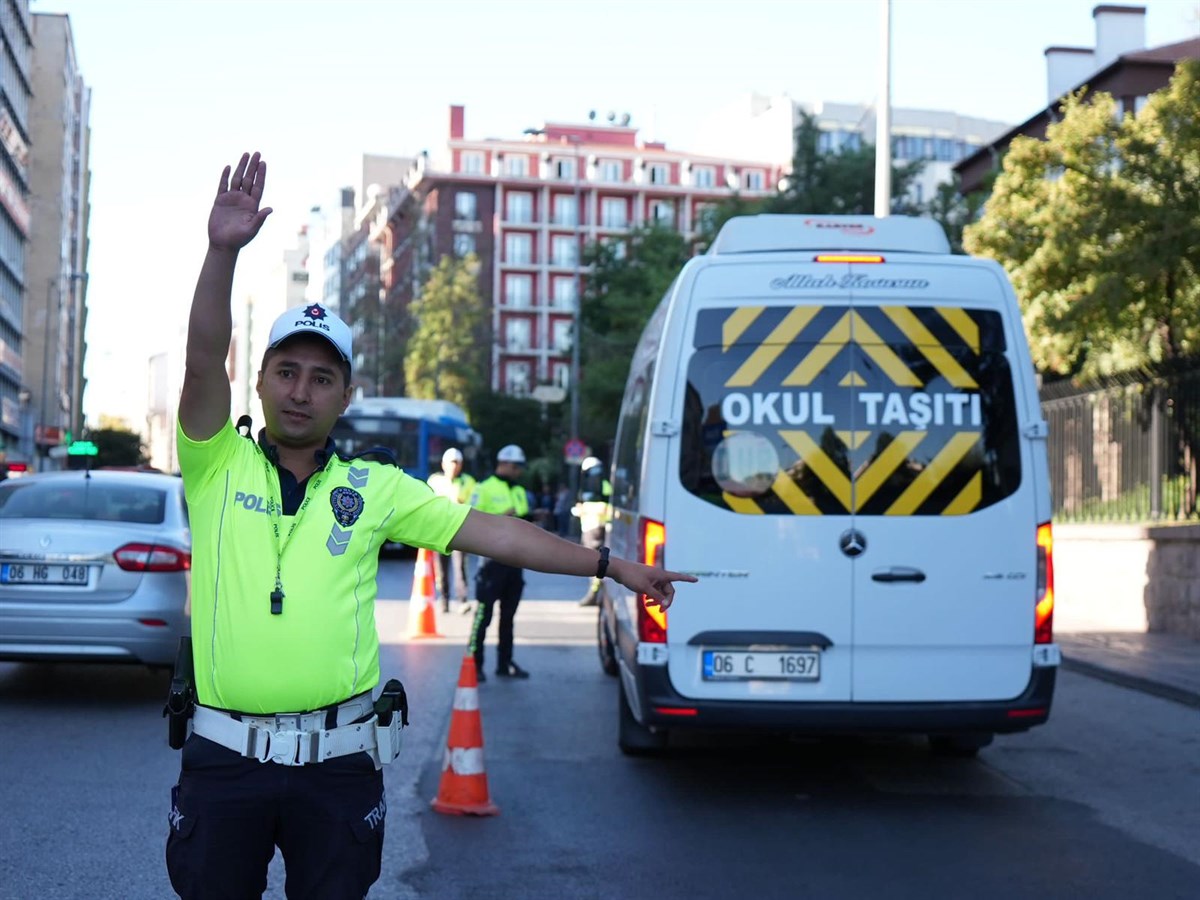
427;447;476;613
170;152;695;899
573;456;612;607
468;444;532;679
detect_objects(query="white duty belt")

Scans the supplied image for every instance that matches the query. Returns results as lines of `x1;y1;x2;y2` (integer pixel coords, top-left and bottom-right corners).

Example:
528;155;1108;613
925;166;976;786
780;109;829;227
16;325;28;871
190;696;403;769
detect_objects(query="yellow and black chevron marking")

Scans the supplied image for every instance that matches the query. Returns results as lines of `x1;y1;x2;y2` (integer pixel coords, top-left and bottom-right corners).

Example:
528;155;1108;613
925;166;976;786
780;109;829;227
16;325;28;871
685;304;1015;517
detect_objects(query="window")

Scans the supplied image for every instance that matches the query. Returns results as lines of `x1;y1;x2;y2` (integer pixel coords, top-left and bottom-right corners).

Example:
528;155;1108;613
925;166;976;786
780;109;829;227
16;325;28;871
694;202;717;232
692;166;715;188
551;235;578;268
553;194;578;226
505;361;531;395
551;362;569;389
552;277;576;310
552;320;573;352
600;160;622;182
647;163;670;185
453;233;476;257
649;200;675;227
505;233;532;265
455;192;477;220
743;170;764;191
678;306;1018;515
505;154;529;177
607;237;627;260
555;158;577;181
601;197;627;229
505;274;532;308
505;191;533;224
460;152;484;174
505;318;531;351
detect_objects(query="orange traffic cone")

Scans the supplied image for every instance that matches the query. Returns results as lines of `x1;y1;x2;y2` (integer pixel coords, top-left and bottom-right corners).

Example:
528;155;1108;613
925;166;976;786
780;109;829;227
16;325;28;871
431;655;499;816
406;548;444;640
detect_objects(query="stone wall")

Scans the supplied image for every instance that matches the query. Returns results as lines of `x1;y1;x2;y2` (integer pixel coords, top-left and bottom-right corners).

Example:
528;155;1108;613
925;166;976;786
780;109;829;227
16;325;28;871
1145;523;1200;640
1054;523;1200;639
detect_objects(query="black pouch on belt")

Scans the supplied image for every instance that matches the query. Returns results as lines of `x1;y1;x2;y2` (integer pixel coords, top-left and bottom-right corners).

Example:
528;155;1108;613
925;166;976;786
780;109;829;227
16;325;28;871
162;636;194;750
374;678;409;727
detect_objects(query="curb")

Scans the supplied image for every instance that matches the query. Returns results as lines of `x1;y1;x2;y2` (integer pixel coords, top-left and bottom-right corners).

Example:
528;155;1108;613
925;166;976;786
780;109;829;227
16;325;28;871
1061;657;1200;710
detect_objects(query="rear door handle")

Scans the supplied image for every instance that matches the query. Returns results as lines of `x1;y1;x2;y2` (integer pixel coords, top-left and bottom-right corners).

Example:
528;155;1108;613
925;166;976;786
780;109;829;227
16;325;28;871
871;567;926;583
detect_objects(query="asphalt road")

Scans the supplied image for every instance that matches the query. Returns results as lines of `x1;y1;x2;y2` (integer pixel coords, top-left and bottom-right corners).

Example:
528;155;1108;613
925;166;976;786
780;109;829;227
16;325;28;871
1;559;1197;899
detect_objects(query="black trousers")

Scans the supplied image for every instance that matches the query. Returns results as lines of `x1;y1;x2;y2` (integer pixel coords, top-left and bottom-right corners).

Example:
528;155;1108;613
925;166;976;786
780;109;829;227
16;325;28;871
470;560;523;671
165;735;385;900
433;549;469;602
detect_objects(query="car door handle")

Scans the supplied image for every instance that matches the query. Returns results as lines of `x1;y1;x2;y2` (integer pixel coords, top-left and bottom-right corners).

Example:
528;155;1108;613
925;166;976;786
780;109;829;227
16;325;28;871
871;567;926;583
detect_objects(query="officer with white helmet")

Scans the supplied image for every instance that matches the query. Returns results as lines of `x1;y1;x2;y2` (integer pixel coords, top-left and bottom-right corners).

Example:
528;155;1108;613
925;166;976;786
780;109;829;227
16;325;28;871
468;445;533;678
427;447;476;613
572;456;612;607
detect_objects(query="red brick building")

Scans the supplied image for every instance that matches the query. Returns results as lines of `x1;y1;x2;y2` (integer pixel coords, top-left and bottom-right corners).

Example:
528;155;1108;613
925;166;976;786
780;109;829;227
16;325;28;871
378;105;781;397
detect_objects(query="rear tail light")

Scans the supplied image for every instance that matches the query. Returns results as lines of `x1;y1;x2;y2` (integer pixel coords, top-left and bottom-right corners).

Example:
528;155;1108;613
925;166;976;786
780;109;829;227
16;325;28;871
637;518;667;644
114;543;192;573
1035;522;1054;644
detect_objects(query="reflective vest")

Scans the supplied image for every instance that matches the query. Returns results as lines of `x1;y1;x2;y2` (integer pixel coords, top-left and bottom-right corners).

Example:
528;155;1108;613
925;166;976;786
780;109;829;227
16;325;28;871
471;475;529;518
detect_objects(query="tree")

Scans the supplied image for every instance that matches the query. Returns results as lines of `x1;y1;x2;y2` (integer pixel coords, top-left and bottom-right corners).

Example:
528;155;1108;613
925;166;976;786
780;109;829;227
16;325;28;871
964;60;1200;378
925;177;989;255
404;253;489;408
579;225;692;451
85;426;148;468
771;111;925;216
463;385;551;487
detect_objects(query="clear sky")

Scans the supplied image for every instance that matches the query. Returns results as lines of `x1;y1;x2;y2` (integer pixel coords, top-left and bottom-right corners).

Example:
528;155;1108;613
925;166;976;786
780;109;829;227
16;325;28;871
28;0;1200;429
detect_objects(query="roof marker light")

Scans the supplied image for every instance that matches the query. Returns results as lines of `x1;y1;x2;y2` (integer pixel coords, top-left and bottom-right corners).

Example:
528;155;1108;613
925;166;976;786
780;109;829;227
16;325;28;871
815;254;885;263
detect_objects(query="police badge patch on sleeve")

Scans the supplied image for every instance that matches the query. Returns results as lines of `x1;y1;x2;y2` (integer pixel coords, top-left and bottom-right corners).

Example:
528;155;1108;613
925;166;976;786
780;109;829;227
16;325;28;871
330;486;365;527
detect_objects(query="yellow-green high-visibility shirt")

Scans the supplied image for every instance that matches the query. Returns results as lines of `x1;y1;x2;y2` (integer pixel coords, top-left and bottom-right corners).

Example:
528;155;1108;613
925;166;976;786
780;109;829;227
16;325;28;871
428;471;476;505
470;475;529;518
177;419;469;713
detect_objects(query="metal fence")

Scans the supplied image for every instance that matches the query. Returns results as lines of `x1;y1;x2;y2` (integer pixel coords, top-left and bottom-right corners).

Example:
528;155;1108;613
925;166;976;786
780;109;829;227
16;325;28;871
1040;360;1200;523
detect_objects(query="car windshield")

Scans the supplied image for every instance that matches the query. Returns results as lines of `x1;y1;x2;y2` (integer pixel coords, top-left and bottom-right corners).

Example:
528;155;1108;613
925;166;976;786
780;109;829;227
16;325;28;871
0;480;167;524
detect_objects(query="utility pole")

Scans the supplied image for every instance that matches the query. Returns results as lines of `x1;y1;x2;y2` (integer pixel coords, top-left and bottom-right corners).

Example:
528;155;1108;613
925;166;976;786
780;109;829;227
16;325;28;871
874;0;893;218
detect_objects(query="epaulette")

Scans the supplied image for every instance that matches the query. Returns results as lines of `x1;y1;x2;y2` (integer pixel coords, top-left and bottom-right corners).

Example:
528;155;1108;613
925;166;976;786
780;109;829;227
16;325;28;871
343;446;401;468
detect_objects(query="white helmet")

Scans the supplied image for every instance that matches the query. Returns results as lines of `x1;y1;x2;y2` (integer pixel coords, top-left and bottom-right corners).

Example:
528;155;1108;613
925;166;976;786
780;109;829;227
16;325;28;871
497;444;526;464
581;456;602;471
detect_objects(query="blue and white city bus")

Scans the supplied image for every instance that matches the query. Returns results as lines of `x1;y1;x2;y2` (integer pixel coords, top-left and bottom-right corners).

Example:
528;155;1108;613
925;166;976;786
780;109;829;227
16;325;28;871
332;397;481;479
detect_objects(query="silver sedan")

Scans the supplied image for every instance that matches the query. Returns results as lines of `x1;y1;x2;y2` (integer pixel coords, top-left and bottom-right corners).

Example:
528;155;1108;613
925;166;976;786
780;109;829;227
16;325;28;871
0;470;190;667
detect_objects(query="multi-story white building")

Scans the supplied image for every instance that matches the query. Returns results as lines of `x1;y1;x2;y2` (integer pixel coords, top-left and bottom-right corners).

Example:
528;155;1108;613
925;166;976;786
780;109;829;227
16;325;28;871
697;92;1010;206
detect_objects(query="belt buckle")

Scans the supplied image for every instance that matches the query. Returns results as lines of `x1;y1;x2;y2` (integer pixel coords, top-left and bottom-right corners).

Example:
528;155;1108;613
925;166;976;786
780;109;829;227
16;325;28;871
263;729;303;766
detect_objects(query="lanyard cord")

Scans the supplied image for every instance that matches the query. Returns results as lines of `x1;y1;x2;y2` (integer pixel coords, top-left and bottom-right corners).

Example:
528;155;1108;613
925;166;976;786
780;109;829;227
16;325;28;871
261;452;329;615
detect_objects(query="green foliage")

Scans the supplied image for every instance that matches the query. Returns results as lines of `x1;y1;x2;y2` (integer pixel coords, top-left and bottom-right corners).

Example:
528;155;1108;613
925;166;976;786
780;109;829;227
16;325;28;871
579;225;691;451
964;60;1200;378
771;111;926;216
697;111;927;247
463;385;556;488
84;427;148;468
404;253;489;408
925;178;988;254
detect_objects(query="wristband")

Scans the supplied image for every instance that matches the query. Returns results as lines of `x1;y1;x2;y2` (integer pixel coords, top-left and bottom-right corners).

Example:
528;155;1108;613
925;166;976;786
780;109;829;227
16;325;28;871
595;546;610;580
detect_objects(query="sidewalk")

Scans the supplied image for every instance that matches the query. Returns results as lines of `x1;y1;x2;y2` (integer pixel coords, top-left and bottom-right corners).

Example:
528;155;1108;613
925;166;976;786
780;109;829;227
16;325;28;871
1057;631;1200;709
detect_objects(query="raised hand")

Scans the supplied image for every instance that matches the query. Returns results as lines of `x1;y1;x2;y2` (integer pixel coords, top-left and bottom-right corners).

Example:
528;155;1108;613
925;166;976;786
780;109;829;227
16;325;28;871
209;151;273;252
